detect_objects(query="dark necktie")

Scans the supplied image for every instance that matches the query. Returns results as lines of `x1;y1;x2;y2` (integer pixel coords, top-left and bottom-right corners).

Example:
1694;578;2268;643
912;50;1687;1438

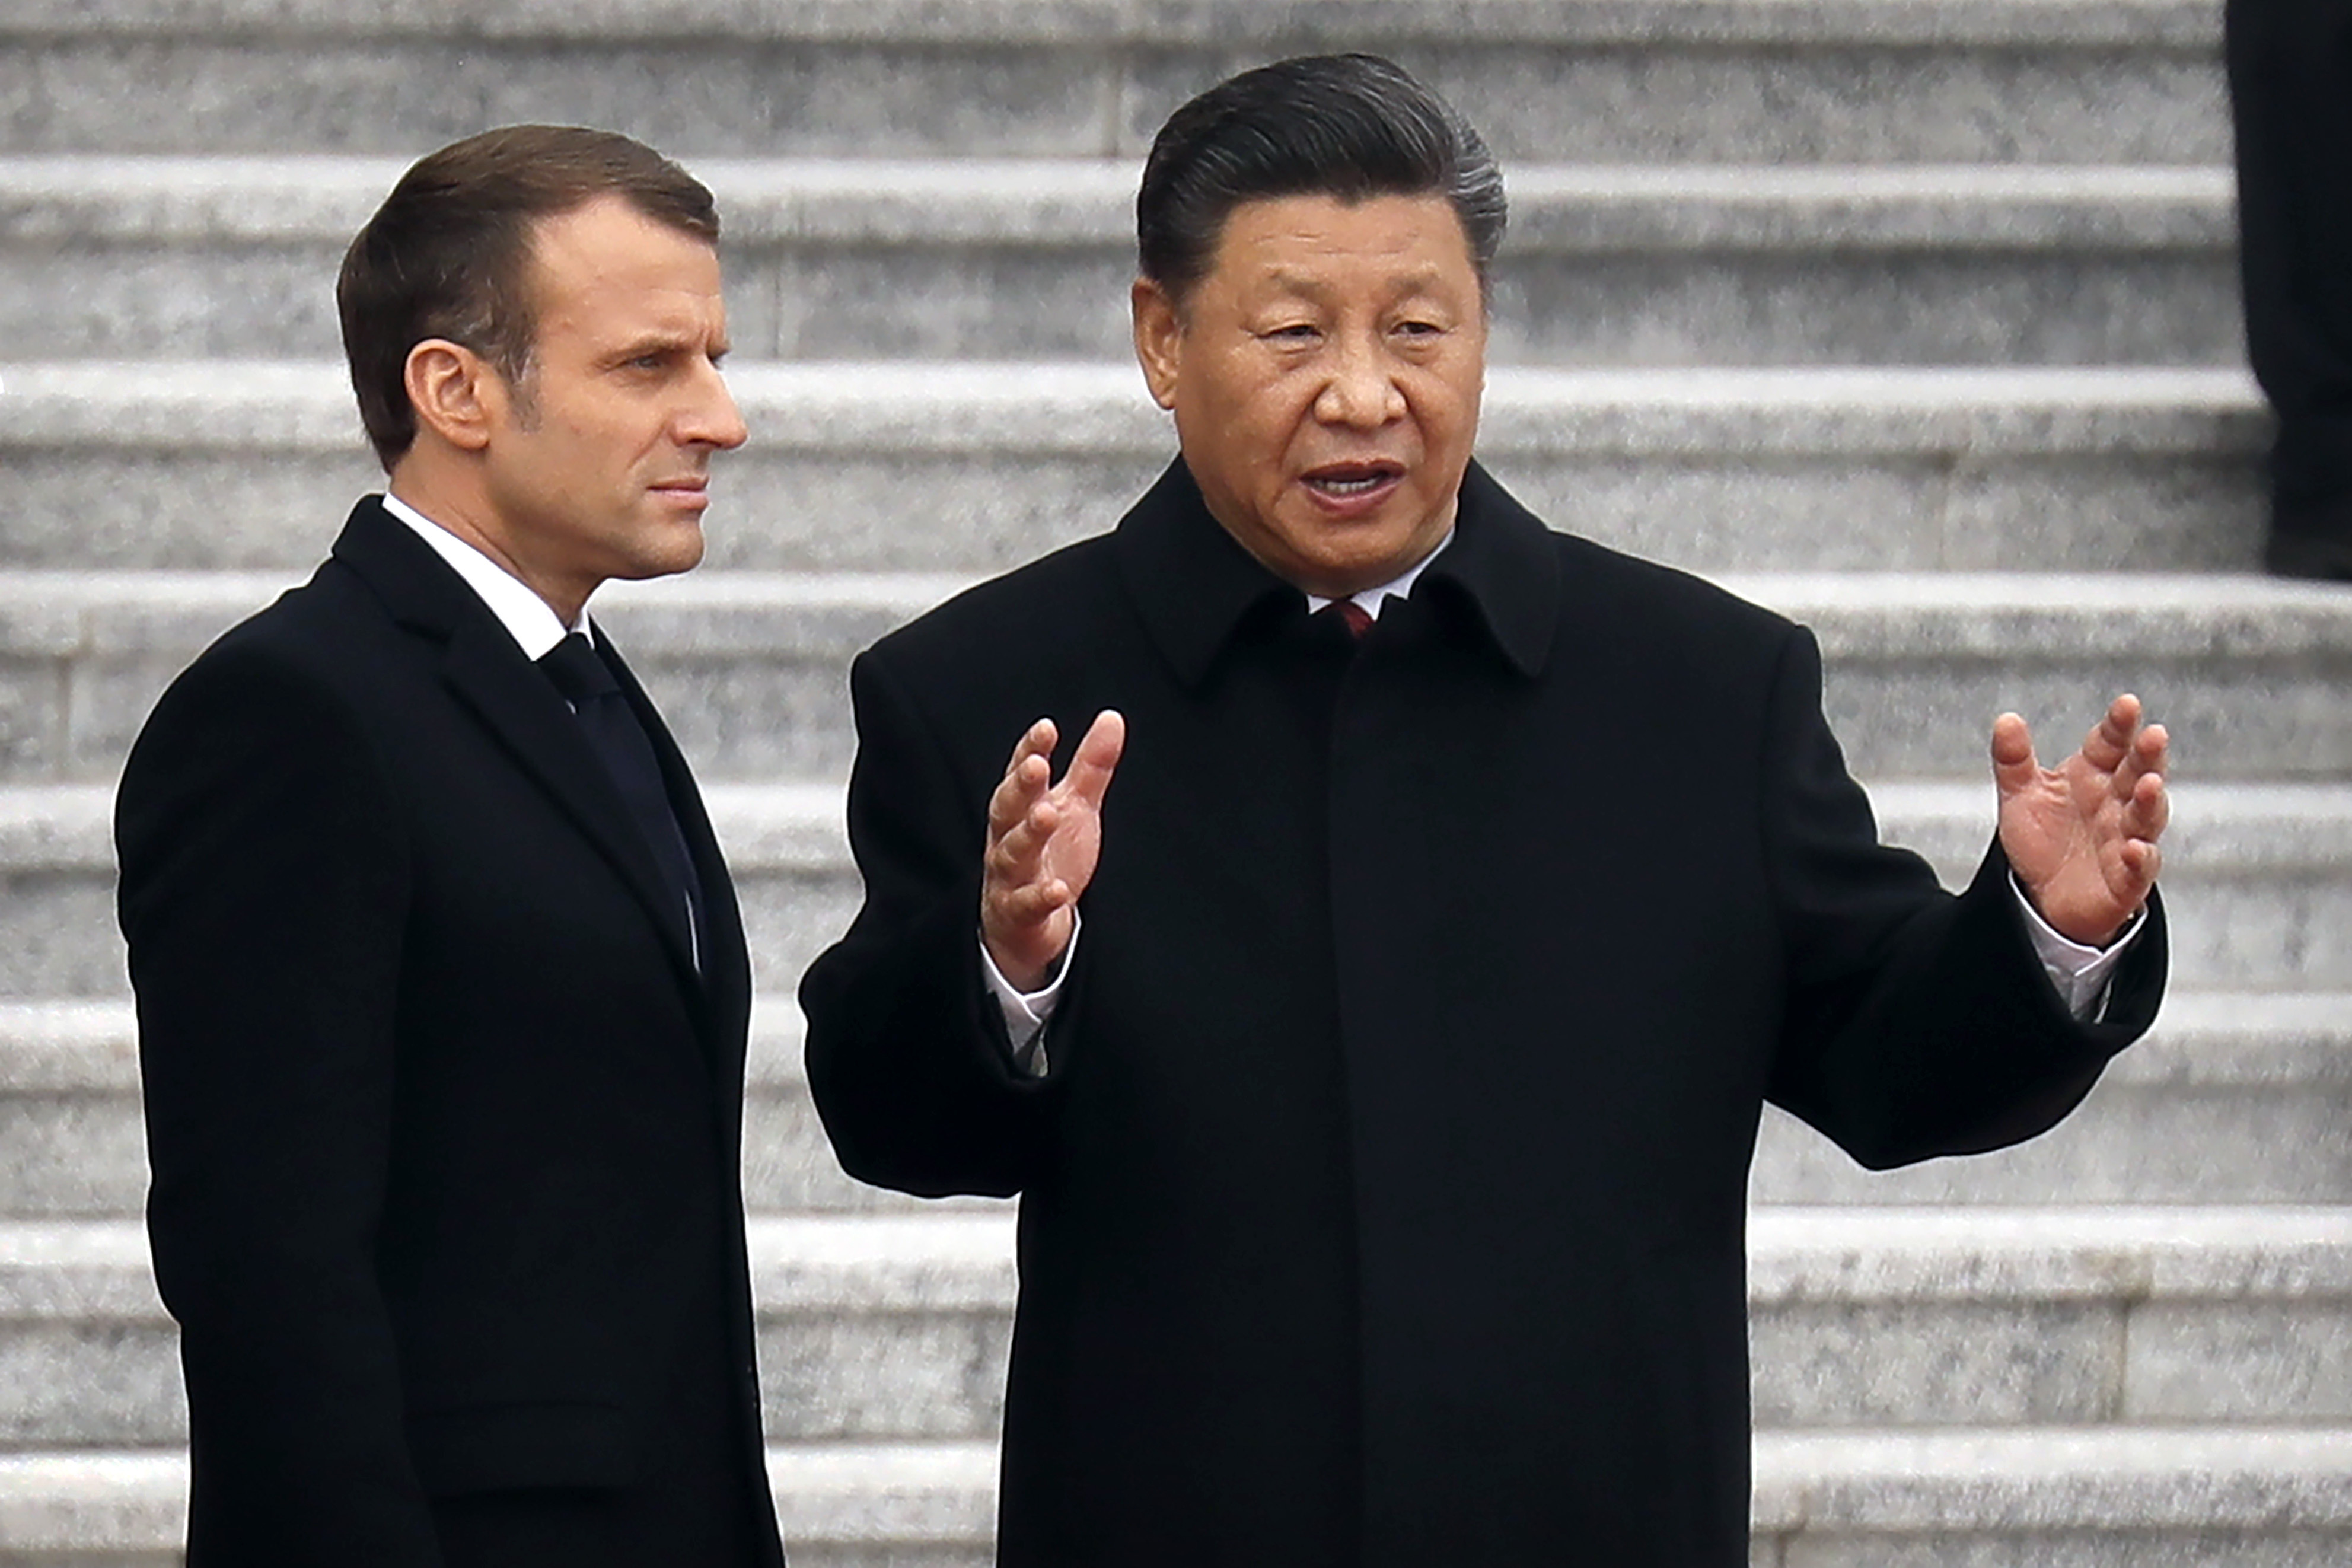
1322;599;1374;639
537;632;706;968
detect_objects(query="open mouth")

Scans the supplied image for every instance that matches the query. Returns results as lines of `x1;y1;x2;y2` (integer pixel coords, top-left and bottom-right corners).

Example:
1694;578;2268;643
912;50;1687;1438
1302;460;1404;499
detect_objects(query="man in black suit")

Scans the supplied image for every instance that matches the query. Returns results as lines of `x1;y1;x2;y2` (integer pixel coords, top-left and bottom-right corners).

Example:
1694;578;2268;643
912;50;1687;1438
801;56;2172;1566
115;126;785;1567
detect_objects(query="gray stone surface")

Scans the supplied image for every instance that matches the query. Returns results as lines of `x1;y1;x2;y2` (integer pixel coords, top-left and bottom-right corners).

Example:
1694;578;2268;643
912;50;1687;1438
0;240;2246;366
6;778;2347;996
5;1208;2348;1445
2129;1302;2352;1422
0;361;2270;575
1;0;2331;1555
0;2;2226;162
0;42;1113;159
0;158;2244;365
0;0;2226;44
1763;988;2352;1203
1750;1084;2352;1206
15;566;2347;784
1779;1531;2352;1567
0;1442;1003;1554
7;991;2347;1215
1754;1427;2352;1532
1119;38;2226;165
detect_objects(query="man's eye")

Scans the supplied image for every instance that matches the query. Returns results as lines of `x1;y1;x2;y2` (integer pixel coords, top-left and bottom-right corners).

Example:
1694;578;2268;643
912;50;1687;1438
1394;320;1443;339
1263;324;1320;342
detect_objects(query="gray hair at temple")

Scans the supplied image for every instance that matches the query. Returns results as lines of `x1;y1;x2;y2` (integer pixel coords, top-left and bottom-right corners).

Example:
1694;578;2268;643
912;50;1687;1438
1135;53;1509;308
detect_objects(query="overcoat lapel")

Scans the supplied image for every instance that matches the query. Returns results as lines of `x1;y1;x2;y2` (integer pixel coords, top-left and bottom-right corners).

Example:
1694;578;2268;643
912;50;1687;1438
601;633;756;1102
328;501;705;990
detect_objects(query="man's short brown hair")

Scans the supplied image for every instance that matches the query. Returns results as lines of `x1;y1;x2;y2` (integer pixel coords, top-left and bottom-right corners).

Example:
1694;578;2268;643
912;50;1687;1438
336;125;721;470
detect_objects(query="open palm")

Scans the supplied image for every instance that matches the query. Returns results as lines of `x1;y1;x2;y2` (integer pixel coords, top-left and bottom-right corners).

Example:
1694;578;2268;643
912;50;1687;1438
1994;694;2168;947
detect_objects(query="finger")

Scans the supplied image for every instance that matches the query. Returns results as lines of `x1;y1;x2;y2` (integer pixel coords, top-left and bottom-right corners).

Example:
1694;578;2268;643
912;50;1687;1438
988;877;1073;927
2122;770;2169;843
2080;693;2143;774
984;754;1049;842
986;719;1059;837
1988;712;2039;797
2118;837;2162;894
992;798;1059;880
1061;709;1127;810
2109;716;2167;801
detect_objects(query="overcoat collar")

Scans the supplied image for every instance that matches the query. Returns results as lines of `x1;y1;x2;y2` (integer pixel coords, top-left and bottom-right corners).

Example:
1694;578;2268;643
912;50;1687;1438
1113;455;1560;688
327;498;709;996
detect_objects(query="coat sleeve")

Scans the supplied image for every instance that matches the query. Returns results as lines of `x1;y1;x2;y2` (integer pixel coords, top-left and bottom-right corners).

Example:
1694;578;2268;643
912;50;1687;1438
114;642;444;1567
1757;624;2168;1169
798;646;1059;1199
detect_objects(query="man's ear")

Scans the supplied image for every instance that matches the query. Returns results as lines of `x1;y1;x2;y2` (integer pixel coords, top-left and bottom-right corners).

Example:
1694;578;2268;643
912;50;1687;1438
1130;278;1184;412
403;339;501;453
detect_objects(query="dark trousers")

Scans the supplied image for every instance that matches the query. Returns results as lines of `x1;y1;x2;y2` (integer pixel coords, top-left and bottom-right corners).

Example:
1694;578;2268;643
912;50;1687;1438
2228;0;2352;546
434;1471;761;1568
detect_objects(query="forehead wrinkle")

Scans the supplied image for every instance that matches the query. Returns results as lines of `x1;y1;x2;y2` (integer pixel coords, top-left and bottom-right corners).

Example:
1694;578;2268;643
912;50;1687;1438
1248;261;1460;305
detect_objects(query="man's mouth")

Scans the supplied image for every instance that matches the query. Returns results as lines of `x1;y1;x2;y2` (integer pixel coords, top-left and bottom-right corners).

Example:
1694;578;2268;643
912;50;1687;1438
1302;461;1405;499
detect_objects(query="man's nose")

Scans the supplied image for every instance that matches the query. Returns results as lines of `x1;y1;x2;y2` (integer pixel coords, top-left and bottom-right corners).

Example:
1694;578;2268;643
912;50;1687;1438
1314;336;1406;428
681;363;749;451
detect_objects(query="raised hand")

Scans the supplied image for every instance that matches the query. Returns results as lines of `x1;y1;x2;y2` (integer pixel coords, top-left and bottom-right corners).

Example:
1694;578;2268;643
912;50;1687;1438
1993;694;2169;948
981;710;1126;992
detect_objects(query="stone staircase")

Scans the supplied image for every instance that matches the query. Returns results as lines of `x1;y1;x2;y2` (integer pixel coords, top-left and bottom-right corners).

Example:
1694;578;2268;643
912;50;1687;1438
4;1;2350;1563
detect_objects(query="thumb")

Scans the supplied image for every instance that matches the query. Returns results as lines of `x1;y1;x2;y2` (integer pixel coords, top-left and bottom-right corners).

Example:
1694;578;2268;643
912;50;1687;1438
1065;709;1126;807
1990;712;2039;799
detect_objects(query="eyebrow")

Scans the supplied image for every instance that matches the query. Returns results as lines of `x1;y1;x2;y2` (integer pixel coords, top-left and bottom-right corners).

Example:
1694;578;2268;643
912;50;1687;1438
607;331;729;364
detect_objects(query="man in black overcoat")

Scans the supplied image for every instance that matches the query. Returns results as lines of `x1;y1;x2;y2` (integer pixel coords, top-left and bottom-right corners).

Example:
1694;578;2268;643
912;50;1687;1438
800;56;2172;1566
115;128;787;1567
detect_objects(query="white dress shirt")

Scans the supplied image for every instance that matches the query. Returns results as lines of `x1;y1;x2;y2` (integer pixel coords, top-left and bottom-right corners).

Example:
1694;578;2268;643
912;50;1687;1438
979;530;2139;1061
380;492;588;655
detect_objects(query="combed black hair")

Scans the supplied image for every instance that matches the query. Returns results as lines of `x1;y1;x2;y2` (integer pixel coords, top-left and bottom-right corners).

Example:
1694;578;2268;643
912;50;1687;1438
1136;53;1507;305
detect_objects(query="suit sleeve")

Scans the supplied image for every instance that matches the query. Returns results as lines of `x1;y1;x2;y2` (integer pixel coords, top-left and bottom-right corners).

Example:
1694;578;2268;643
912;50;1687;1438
115;643;444;1566
798;647;1058;1199
1758;624;2168;1169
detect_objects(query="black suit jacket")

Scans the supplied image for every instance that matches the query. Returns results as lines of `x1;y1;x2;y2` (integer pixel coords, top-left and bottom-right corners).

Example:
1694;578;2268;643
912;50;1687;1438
801;459;2166;1567
116;499;786;1568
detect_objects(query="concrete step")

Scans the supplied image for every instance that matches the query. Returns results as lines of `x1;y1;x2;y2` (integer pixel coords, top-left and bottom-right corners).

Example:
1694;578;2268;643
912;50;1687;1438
8;568;2337;788
5;1426;2350;1566
0;157;2242;366
0;1442;998;1568
3;1209;2346;1449
7;779;2347;1000
7;987;2345;1219
0;0;2224;165
0;361;2273;575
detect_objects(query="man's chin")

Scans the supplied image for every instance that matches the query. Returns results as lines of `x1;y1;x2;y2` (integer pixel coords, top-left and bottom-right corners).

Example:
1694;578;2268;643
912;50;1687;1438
614;532;707;582
1274;525;1442;598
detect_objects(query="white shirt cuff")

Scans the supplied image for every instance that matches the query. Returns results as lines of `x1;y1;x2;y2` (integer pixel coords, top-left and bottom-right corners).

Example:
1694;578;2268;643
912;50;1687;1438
979;913;1078;1075
2011;876;2145;1022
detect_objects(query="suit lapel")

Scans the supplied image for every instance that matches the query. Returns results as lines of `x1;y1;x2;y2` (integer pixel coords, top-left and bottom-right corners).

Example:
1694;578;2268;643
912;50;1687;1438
439;618;703;981
601;635;755;1094
330;501;705;989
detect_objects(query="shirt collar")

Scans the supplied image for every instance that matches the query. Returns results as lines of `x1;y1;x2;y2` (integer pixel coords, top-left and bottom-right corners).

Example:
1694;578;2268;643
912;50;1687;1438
1302;531;1453;621
379;492;588;660
1114;456;1559;689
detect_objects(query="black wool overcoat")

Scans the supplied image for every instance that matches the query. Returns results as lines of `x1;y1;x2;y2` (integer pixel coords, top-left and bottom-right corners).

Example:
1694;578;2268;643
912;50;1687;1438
116;501;786;1568
800;460;2166;1566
